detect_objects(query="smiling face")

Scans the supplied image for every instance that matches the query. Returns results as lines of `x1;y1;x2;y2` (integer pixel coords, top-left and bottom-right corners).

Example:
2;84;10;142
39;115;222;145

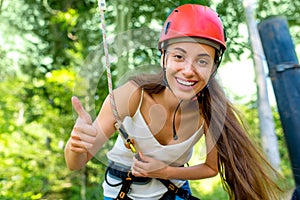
162;42;216;100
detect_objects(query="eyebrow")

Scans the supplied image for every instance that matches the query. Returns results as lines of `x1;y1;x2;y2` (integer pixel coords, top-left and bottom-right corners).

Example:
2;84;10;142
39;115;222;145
173;47;211;58
173;47;187;53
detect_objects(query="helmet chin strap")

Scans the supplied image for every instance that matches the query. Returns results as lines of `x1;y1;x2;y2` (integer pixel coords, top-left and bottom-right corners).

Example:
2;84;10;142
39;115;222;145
162;51;170;89
161;50;180;140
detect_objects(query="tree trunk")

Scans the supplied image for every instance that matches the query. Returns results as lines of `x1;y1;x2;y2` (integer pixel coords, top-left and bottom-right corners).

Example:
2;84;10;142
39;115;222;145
242;0;281;171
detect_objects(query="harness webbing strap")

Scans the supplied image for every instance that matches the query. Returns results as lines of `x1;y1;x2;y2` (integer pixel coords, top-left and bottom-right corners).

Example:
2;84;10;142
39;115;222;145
158;179;200;200
115;174;134;200
106;166;200;200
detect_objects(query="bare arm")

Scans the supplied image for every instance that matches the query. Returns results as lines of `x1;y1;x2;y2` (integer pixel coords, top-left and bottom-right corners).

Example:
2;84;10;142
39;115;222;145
64;81;141;170
165;144;218;180
64;96;116;170
132;130;218;180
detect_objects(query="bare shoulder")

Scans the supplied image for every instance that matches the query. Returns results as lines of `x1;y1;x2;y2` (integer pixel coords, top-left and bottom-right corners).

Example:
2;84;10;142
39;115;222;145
114;81;142;119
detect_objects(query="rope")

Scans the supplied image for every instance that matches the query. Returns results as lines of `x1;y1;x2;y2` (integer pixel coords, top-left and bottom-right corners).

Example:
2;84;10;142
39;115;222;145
97;0;136;153
98;0;122;125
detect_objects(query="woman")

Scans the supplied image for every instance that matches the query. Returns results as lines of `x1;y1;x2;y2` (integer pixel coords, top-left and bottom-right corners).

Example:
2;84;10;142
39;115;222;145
65;4;283;200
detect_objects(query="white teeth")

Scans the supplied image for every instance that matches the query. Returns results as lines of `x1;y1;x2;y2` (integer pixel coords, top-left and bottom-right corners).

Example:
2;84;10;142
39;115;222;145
177;78;195;86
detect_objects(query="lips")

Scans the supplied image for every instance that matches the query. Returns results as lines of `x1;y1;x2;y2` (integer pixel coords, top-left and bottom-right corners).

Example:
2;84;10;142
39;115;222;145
176;77;197;86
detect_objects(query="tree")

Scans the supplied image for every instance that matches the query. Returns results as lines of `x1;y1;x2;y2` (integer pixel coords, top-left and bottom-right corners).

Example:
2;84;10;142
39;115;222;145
242;0;281;170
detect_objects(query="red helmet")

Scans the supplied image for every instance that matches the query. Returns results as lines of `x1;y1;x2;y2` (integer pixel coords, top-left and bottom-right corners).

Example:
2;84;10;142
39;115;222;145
158;4;226;54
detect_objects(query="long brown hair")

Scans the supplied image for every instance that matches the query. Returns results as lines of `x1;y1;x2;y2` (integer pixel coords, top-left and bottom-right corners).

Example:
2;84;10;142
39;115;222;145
130;69;284;200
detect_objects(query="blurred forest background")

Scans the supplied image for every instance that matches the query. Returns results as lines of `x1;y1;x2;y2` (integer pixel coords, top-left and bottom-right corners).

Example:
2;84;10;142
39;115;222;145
0;0;299;199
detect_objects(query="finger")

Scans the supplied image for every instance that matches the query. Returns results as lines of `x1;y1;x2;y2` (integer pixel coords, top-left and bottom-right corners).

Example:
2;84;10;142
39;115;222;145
134;152;142;161
72;96;92;124
71;133;96;146
73;124;97;137
133;154;143;164
70;137;93;150
132;170;146;177
133;156;149;171
71;129;96;144
70;146;88;153
136;152;148;163
131;164;145;176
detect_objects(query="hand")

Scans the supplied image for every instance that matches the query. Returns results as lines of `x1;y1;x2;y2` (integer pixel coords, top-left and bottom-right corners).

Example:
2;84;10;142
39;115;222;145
69;96;97;153
131;152;168;179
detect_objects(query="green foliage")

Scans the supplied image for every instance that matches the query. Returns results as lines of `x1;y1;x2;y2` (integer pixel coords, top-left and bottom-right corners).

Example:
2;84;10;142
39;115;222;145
0;71;77;199
257;0;300;45
216;0;248;62
0;0;297;199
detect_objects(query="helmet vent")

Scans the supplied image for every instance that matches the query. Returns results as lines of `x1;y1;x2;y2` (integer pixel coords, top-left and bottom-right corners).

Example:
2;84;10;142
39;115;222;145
175;9;179;12
164;21;171;35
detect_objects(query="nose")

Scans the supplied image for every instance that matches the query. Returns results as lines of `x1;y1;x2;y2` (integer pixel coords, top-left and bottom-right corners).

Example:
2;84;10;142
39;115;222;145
182;60;195;77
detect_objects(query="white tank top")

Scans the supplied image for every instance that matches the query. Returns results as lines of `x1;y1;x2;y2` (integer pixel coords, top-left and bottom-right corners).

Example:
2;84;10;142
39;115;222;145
104;90;204;199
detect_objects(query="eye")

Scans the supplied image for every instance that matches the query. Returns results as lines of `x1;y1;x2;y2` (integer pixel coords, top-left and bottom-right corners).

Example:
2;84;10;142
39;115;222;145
196;59;209;67
172;54;184;62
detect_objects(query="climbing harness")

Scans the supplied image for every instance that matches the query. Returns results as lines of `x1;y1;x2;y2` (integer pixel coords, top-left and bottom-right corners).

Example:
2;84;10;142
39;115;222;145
105;163;200;200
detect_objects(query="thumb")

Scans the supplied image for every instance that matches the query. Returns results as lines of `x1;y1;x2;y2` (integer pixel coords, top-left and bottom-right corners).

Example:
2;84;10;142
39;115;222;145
137;152;148;162
71;96;92;124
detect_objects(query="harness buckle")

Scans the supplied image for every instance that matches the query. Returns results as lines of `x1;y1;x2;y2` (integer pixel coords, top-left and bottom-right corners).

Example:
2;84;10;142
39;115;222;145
119;191;126;199
168;183;179;193
125;139;137;153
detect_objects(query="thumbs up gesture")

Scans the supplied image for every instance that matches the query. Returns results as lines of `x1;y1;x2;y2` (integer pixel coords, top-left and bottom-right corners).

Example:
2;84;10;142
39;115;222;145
69;96;97;153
